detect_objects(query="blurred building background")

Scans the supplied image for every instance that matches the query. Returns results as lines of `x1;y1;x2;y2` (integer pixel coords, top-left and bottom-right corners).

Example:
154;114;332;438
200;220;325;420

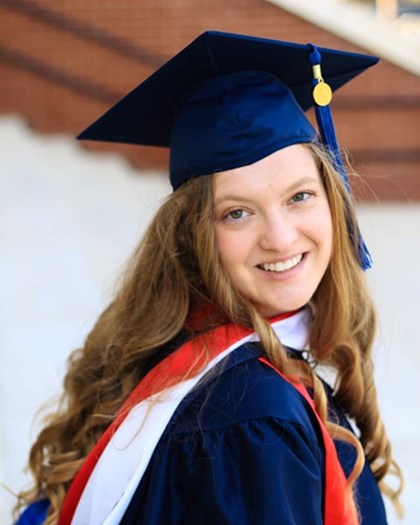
1;0;419;199
1;1;419;523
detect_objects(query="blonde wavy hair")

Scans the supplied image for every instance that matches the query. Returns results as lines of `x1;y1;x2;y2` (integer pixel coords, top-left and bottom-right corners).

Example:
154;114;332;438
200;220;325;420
16;143;403;524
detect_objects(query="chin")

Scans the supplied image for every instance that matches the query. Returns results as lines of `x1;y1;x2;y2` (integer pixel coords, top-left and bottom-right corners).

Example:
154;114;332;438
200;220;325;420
254;295;313;318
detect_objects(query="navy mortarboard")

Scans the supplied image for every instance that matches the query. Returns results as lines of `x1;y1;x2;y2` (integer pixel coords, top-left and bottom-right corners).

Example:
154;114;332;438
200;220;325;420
78;30;378;268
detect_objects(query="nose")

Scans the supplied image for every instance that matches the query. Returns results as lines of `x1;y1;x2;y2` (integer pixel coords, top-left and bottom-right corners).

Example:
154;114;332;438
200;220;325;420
259;211;299;253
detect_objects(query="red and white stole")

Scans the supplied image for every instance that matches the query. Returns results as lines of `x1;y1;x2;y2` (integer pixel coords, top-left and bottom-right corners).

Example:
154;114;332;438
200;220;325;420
58;307;358;525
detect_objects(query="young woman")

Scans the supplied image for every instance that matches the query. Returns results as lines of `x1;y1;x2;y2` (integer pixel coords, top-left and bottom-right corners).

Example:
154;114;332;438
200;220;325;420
15;31;403;525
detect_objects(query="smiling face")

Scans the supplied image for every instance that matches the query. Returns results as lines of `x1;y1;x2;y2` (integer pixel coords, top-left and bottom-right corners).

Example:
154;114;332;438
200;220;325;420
213;144;333;317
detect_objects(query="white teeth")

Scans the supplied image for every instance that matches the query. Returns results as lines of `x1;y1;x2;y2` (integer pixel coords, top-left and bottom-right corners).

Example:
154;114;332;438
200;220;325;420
261;255;302;273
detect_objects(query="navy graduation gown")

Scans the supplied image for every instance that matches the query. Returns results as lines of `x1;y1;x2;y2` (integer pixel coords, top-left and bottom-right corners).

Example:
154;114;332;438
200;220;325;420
15;344;387;525
120;344;387;524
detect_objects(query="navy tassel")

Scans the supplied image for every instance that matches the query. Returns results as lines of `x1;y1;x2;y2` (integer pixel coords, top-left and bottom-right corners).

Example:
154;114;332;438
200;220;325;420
307;44;372;271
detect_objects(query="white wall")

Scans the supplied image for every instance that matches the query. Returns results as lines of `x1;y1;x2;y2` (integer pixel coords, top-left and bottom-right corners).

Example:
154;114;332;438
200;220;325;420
1;116;418;524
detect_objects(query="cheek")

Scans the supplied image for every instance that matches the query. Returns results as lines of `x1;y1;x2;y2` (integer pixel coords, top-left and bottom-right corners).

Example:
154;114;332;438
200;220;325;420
215;228;247;270
316;206;334;258
215;230;233;267
302;201;333;262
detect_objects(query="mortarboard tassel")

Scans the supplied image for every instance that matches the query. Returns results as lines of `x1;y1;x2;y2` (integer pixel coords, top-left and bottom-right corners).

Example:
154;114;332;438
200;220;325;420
307;44;372;271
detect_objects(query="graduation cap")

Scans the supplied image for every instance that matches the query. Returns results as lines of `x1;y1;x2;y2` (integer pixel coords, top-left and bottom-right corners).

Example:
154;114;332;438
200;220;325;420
78;31;378;269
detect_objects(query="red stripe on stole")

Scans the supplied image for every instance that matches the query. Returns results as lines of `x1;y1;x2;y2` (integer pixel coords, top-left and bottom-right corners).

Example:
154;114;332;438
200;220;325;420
259;357;359;525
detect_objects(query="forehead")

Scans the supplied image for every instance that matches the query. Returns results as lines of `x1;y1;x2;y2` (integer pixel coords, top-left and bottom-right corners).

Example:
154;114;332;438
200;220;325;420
213;144;321;202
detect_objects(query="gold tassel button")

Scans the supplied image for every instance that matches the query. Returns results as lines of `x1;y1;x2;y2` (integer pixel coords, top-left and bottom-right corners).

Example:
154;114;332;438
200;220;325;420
313;81;333;106
312;63;333;106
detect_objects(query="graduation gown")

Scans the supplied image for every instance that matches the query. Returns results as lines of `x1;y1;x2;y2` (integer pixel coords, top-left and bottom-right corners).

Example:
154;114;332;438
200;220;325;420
119;343;387;524
16;343;387;525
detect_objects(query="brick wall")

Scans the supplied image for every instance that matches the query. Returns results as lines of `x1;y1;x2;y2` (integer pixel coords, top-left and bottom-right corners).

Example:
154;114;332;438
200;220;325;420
1;0;419;200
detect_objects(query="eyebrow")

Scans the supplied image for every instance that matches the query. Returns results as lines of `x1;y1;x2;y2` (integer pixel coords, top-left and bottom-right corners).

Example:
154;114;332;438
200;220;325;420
286;176;321;193
214;176;321;206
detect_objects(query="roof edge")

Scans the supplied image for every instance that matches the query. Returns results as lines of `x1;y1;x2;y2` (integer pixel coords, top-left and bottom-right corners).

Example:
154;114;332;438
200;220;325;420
266;0;420;76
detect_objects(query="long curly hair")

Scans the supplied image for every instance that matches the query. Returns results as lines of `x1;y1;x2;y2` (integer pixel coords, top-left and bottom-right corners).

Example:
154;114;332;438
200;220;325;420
16;143;403;524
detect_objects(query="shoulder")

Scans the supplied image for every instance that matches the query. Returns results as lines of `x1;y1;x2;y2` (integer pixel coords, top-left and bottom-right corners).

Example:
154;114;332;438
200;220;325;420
168;343;321;444
122;345;325;524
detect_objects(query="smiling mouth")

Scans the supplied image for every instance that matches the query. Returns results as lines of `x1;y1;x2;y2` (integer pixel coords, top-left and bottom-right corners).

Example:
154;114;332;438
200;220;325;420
259;254;303;273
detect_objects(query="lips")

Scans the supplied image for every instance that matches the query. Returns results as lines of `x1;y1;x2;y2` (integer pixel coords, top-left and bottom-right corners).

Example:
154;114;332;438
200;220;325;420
259;254;303;273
